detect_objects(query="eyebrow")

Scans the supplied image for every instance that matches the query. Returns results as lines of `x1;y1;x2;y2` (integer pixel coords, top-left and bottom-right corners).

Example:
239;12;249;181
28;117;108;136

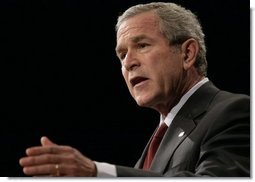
115;34;149;54
130;35;148;43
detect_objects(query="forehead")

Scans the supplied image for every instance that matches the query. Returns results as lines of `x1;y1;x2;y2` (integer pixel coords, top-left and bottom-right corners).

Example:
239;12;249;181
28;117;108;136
116;11;161;42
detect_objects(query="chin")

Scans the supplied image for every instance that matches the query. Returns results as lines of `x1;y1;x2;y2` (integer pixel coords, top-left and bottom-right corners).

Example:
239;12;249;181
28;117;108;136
135;97;152;108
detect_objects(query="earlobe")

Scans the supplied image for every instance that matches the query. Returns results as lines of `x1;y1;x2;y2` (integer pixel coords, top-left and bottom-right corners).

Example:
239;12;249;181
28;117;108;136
181;38;199;70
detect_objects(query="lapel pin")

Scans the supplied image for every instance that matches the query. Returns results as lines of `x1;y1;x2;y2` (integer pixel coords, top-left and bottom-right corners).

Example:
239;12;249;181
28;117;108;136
178;131;185;137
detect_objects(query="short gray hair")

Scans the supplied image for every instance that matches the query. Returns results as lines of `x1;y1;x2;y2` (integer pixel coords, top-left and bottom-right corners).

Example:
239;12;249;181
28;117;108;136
116;2;207;76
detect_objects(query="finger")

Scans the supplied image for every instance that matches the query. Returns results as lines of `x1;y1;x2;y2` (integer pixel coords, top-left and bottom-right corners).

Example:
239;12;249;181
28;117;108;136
41;136;56;146
19;154;60;167
26;145;73;156
23;164;59;176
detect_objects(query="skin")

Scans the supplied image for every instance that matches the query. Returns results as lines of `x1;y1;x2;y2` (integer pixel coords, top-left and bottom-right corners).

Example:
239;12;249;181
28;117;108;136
19;136;97;176
19;11;203;176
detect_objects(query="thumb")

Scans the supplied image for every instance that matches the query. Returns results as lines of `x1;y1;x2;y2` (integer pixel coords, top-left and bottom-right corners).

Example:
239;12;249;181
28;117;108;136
41;136;57;146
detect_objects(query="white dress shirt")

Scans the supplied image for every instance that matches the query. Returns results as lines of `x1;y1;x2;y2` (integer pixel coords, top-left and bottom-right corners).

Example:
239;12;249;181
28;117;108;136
94;77;209;177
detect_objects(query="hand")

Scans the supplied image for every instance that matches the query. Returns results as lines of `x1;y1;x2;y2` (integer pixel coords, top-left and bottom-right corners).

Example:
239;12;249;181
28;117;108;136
19;136;97;177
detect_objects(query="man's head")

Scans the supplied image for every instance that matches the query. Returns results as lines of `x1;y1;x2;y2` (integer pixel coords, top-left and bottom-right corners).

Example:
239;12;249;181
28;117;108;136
115;2;207;115
116;2;207;76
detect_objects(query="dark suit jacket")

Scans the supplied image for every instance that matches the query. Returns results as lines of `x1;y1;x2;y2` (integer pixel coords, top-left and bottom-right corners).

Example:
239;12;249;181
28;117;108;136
116;81;250;177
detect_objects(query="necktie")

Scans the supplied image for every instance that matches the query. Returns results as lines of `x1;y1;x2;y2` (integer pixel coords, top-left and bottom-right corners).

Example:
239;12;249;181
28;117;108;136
143;122;168;170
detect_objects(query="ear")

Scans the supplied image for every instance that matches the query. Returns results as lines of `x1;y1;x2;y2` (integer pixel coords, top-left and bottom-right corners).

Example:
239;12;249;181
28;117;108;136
181;38;199;70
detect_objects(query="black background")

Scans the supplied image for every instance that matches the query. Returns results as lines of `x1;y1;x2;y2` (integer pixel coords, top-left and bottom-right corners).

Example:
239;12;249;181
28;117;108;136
0;0;249;176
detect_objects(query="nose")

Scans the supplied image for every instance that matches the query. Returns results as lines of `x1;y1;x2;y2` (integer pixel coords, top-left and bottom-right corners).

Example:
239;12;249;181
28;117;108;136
122;51;140;71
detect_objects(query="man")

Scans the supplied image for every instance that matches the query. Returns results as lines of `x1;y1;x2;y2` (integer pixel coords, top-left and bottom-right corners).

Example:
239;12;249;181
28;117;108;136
19;2;250;177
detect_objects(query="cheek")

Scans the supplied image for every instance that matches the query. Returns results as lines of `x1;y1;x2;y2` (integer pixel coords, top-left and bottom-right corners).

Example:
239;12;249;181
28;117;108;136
152;61;181;90
122;69;127;81
122;70;132;90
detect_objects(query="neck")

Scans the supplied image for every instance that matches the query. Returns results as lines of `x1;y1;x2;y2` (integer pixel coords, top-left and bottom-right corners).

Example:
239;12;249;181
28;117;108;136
158;75;204;117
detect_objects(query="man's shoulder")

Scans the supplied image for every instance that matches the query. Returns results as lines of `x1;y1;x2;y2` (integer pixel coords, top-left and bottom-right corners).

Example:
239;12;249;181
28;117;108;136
197;80;250;103
213;89;250;106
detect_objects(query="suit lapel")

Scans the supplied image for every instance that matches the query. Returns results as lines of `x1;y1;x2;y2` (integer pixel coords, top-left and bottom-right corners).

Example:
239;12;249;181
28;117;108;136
136;117;196;170
150;116;196;172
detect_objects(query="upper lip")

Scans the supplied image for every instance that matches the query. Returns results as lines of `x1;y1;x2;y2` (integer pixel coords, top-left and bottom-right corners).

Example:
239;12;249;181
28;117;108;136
130;76;148;87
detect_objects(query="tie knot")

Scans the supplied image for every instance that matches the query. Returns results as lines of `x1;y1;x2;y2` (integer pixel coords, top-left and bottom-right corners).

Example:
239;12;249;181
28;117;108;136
154;122;168;138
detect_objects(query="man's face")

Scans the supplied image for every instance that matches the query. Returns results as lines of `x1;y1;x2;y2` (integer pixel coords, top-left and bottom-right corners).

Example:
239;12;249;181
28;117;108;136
116;12;185;111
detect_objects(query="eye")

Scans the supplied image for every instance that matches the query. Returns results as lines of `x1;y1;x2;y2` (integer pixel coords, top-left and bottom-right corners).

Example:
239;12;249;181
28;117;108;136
137;43;149;49
118;52;127;61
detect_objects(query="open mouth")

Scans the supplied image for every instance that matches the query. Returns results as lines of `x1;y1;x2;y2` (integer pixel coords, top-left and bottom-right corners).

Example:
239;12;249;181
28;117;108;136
130;76;148;87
